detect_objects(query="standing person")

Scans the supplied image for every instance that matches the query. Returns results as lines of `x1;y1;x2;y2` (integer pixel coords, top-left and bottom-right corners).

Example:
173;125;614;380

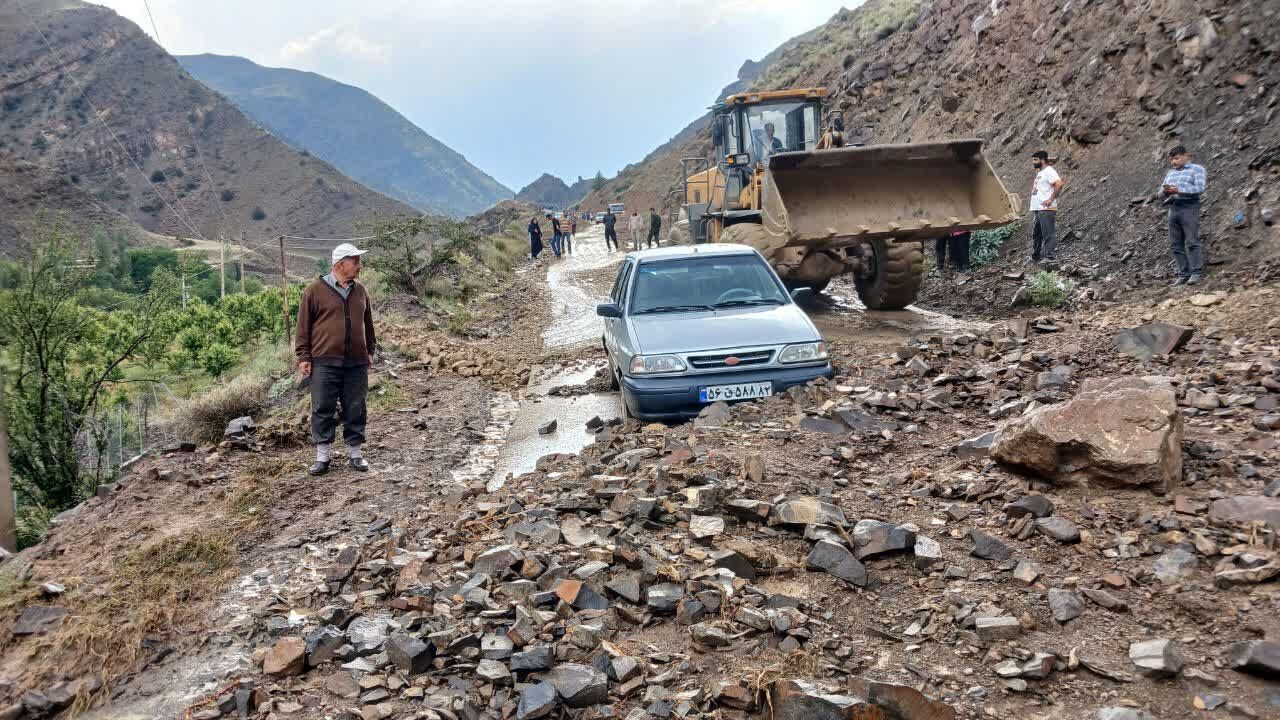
603;208;619;251
933;230;971;274
627;210;643;251
1161;144;1207;285
548;214;562;258
565;215;576;254
527;217;543;259
817;115;846;150
296;243;376;476
1029;150;1064;264
647;207;662;248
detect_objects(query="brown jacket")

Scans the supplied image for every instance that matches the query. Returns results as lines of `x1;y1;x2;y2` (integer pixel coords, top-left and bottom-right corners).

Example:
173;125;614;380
295;276;376;366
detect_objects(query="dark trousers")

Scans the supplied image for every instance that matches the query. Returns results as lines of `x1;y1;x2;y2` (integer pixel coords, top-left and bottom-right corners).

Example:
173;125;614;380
311;364;368;447
934;233;970;270
647;228;660;248
551;232;562;256
1168;203;1203;276
605;227;618;251
1032;210;1057;261
529;235;542;258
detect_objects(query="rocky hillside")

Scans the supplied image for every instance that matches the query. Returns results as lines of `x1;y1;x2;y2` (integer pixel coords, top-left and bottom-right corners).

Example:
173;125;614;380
514;173;595;209
0;0;415;247
585;0;1280;299
178;54;512;218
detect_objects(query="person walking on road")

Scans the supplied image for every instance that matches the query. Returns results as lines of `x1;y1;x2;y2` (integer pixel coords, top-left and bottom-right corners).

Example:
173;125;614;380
1161;144;1207;286
527;217;543;259
548;214;562;257
647;208;662;248
1029;150;1063;264
296;243;376;476
627;210;643;251
603;209;619;251
564;215;576;255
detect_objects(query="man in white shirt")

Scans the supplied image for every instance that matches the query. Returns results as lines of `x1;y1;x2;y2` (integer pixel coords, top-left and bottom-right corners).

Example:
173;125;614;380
1029;150;1064;264
627;210;644;251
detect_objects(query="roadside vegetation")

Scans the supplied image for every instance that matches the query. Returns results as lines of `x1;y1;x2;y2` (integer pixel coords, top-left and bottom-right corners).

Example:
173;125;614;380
0;217;297;547
969;221;1022;268
1027;270;1069;307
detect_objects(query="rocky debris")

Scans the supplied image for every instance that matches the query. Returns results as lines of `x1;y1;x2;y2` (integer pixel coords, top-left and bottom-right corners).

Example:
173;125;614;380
517;681;557;719
969;529;1012;560
1226;640;1280;678
223;415;256;438
1095;709;1157;720
772;497;847;527
11;605;68;636
1208;495;1280;530
805;539;867;586
1004;495;1054;518
851;519;915;559
769;678;955;720
1152;547;1197;584
1129;638;1184;676
1047;589;1084;623
954;431;994;459
974;616;1023;642
262;637;306;677
1035;516;1081;543
688;514;724;539
386;633;432;674
537;419;557;435
991;377;1181;493
1112;323;1194;362
546;663;608;707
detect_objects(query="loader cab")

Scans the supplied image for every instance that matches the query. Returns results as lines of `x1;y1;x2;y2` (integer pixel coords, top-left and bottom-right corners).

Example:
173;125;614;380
714;92;824;167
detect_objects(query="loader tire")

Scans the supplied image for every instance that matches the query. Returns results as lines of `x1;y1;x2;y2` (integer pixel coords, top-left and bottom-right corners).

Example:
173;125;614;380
718;222;774;254
855;239;924;311
669;220;693;246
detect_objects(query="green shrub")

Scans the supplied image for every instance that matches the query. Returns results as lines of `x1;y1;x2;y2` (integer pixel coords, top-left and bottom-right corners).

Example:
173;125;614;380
251;207;267;221
150;169;165;183
969;221;1021;267
220;189;235;202
1027;271;1067;307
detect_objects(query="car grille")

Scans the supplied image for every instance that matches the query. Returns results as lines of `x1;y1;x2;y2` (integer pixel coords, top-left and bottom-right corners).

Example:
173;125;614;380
687;349;773;369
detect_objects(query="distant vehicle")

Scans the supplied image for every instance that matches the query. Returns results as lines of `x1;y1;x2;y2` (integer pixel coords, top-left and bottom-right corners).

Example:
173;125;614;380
596;243;831;420
608;202;625;215
594;212;606;222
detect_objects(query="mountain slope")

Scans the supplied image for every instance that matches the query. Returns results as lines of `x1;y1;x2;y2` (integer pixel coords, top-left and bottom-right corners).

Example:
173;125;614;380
514;173;594;208
178;54;512;218
0;0;415;248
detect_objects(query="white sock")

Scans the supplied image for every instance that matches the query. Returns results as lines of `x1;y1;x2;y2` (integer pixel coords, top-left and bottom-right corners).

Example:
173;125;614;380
349;446;362;459
316;443;331;462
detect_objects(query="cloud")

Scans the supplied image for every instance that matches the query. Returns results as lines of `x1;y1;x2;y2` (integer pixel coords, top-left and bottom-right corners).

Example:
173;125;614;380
280;24;390;65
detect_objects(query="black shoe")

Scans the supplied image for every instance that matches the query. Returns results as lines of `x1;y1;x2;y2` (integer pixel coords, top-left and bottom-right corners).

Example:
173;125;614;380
349;457;369;472
1171;276;1188;286
1186;274;1201;286
309;461;330;476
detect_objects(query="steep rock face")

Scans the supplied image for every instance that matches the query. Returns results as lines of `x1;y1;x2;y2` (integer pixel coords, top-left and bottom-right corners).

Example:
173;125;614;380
0;0;414;247
177;54;511;218
581;0;1280;282
515;174;592;208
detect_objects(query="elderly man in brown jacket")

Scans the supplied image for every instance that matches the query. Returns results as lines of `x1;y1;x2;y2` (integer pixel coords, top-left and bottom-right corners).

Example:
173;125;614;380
296;243;376;475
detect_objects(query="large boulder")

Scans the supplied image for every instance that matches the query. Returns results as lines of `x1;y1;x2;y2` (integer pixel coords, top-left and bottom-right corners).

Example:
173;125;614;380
990;378;1181;493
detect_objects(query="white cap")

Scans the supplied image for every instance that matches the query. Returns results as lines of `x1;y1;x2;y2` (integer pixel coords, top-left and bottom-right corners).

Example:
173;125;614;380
332;243;368;265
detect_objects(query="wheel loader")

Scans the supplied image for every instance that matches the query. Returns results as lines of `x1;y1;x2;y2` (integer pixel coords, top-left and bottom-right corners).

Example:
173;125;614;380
669;88;1021;310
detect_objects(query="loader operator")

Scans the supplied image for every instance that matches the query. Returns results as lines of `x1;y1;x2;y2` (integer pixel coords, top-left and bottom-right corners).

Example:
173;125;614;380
754;122;786;162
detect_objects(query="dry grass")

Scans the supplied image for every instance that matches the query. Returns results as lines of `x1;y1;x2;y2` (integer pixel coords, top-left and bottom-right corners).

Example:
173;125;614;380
169;374;270;443
225;455;305;528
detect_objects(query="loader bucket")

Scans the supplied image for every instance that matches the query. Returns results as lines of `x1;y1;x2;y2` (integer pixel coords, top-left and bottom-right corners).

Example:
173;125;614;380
760;139;1021;248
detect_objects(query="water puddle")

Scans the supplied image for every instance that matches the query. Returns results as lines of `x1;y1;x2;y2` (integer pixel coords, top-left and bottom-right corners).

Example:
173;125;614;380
806;277;989;344
542;225;621;350
450;390;520;490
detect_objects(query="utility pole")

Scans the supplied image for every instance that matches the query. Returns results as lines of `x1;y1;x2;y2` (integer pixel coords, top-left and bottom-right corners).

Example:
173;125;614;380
0;377;14;552
219;233;226;299
278;235;292;346
239;232;246;294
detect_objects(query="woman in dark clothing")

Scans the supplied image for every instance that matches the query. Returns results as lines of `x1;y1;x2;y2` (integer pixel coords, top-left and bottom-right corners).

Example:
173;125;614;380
934;230;971;273
528;217;543;259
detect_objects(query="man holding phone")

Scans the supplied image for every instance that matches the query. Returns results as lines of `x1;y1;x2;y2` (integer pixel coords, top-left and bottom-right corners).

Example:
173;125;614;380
1161;145;1207;286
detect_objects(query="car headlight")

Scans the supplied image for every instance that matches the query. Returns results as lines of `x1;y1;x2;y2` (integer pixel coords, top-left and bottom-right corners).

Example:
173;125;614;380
778;342;828;364
629;354;686;374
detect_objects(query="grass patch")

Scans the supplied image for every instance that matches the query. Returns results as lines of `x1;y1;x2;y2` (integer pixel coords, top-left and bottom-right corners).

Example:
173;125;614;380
368;376;408;411
169;373;270;444
225;455;302;527
1027;271;1068;307
970;221;1021;267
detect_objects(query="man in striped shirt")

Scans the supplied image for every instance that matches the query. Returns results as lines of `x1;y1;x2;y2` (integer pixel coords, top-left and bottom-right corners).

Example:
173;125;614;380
1161;145;1207;285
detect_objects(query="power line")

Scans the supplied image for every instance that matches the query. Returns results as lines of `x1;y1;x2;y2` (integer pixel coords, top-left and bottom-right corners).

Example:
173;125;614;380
25;15;208;242
282;234;378;242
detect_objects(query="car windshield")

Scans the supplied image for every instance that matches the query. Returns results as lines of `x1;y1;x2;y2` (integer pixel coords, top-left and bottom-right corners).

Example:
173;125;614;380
629;254;789;314
743;100;819;164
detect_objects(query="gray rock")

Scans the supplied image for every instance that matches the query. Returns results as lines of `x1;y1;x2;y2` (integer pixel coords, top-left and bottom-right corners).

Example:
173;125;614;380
346;616;390;655
799;416;850;435
709;549;757;580
805;540;867;586
913;535;943;570
12;606;68;636
386;633;433;674
1129;638;1183;676
477;658;511;684
1012;560;1041;585
473;544;524;576
1095;707;1157;720
646;583;684;612
969;529;1012;560
851;519;915;560
773;497;847;527
954;431;995;459
1035;516;1081;543
537;419;557;435
1113;323;1194;362
676;599;707;626
1226;640;1280;678
224;416;255;438
517;681;558;719
611;655;643;683
511;645;555;672
304;626;346;667
481;634;514;660
694;402;731;428
689;514;725;539
1081;588;1127;611
1263;479;1280;498
547;663;609;707
1152;548;1197;584
1004;495;1055;518
605;574;642;604
690;623;731;647
974;616;1022;642
1208;495;1280;530
1047;589;1084;623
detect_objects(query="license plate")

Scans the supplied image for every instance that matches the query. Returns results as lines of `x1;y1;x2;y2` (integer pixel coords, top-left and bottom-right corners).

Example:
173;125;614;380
699;381;773;403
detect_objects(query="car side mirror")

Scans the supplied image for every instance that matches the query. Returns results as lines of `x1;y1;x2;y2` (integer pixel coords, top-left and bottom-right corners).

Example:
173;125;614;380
789;287;814;301
596;303;623;319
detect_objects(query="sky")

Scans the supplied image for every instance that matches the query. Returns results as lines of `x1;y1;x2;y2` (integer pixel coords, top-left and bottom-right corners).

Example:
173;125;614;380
88;0;850;191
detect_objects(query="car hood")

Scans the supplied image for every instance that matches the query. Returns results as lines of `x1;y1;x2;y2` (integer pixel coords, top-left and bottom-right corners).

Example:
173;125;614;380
628;304;820;355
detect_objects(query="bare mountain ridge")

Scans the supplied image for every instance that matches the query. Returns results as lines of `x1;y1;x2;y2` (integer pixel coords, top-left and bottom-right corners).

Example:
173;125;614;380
177;54;512;218
0;0;415;249
514;173;595;208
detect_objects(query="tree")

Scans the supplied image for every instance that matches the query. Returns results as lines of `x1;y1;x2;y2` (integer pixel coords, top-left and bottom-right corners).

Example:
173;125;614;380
0;220;179;527
592;171;606;192
359;215;484;296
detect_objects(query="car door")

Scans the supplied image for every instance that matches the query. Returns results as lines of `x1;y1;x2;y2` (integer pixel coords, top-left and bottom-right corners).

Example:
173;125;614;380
603;259;634;367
